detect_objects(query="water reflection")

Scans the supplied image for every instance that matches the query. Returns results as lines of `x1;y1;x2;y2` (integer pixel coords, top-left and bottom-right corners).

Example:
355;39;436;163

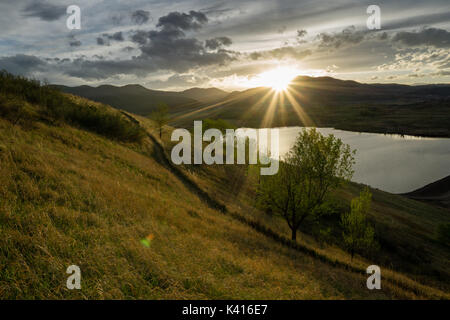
241;127;450;193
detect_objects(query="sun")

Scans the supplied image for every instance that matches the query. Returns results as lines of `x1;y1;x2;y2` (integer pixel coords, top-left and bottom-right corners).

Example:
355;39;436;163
254;67;299;91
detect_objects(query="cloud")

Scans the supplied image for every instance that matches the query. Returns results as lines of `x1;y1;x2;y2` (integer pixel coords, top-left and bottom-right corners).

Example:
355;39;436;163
68;34;82;47
96;32;124;46
69;40;82;47
0;54;47;75
131;10;150;25
96;37;106;46
106;32;124;41
22;0;66;21
318;26;366;49
147;73;210;89
205;37;232;50
58;11;235;79
297;29;307;38
277;26;287;34
157;10;207;31
249;46;311;61
392;28;450;48
432;70;450;76
130;30;149;45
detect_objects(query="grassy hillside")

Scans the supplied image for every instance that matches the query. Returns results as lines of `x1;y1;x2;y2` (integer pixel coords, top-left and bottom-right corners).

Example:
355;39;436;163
404;175;450;209
155;122;450;297
0;73;449;299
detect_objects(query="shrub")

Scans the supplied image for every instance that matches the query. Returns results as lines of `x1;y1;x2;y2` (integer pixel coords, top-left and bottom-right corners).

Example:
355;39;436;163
341;188;378;260
0;70;145;142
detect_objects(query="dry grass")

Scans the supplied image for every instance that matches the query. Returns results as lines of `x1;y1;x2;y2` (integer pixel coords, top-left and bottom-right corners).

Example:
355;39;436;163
0;116;402;299
0;93;448;299
139;116;450;299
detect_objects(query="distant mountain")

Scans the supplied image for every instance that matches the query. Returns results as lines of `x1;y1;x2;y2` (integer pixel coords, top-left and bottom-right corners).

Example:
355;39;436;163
171;76;450;137
181;87;229;103
53;84;202;115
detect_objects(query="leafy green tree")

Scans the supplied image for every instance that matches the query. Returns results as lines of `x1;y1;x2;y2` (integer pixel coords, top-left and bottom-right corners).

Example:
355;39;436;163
341;188;377;260
150;103;169;139
257;128;355;241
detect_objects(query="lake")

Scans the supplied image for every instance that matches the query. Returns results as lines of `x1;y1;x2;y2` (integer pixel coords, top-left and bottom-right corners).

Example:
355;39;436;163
238;127;450;194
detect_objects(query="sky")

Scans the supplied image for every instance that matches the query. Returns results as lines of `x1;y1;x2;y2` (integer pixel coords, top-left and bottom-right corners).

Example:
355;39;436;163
0;0;449;91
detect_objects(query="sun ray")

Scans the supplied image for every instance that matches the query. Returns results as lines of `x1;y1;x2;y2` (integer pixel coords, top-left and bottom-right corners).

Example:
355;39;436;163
284;87;314;127
241;88;274;122
260;91;280;128
170;94;243;123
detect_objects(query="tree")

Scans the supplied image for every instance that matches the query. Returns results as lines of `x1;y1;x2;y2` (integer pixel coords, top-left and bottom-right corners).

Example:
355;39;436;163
150;103;169;139
257;128;355;241
341;188;377;260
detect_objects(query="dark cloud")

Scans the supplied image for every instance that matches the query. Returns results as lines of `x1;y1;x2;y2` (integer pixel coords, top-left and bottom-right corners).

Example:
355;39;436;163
58;11;235;79
127;11;233;73
157;10;208;31
96;32;124;46
205;37;232;50
130;30;150;45
131;10;150;25
297;29;307;38
0;54;47;75
318;26;366;49
392;28;450;48
68;34;82;47
96;37;106;46
106;32;124;41
22;0;66;21
69;40;82;47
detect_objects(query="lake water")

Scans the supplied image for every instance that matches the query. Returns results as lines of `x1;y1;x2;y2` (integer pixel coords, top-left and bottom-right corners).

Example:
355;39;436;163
239;127;450;194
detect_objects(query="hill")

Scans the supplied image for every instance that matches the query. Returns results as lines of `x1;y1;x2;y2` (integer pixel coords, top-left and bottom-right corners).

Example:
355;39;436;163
181;87;230;103
1;72;449;299
404;175;450;209
171;76;450;137
53;84;202;116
